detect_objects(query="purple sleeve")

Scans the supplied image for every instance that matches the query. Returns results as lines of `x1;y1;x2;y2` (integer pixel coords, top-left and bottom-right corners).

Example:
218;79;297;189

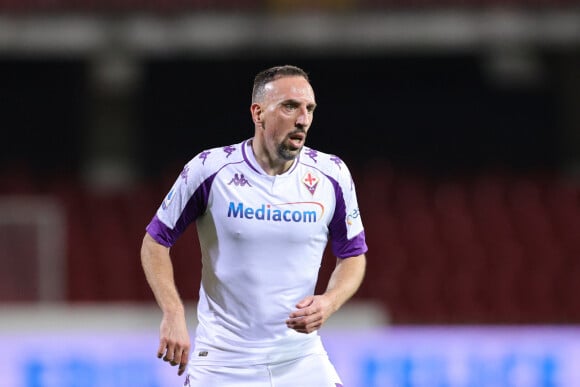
333;230;368;259
146;215;177;247
146;173;216;247
328;177;368;259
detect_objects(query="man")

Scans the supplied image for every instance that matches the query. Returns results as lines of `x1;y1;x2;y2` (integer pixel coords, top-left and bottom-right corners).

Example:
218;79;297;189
141;65;367;386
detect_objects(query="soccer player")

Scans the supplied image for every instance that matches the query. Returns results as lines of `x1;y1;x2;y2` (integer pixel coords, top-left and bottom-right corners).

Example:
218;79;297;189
141;64;368;386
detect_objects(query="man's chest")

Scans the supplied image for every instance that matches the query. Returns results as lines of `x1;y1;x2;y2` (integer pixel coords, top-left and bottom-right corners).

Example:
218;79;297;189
205;167;336;235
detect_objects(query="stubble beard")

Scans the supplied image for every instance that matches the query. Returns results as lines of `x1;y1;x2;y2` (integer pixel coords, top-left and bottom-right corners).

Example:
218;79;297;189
263;121;303;161
277;142;301;161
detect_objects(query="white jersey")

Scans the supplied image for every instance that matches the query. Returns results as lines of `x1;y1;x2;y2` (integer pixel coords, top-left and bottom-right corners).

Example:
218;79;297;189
146;138;367;365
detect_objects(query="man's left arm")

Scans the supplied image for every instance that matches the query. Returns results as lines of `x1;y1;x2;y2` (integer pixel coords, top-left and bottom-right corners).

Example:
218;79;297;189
286;253;366;333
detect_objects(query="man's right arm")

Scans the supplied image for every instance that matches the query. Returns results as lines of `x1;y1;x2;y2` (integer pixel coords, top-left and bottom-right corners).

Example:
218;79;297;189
140;232;190;376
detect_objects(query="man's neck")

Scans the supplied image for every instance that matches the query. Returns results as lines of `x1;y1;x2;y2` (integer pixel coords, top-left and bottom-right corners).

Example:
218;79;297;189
250;138;295;176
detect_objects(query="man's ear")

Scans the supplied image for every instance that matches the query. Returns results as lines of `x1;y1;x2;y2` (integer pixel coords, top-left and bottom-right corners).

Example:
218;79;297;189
251;103;263;123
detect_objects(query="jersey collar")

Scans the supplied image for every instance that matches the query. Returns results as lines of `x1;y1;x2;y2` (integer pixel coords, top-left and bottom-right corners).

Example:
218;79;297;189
242;138;301;177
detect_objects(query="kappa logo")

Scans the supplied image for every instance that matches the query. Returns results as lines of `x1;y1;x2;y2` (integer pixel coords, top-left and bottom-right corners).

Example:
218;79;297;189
180;165;189;184
199;150;211;165
304;147;318;162
228;173;252;187
223;145;236;157
330;155;343;169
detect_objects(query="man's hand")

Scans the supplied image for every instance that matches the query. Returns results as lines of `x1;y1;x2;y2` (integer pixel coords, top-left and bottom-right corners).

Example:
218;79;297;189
157;312;191;376
285;295;335;334
286;254;366;334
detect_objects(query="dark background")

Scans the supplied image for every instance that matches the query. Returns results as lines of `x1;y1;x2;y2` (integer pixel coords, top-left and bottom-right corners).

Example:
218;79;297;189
1;3;580;324
0;53;566;178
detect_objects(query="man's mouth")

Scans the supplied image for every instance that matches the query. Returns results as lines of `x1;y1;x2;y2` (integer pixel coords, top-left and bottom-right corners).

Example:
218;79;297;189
288;132;305;148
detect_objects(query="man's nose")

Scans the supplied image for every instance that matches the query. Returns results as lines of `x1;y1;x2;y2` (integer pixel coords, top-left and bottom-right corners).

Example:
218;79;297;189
296;107;311;127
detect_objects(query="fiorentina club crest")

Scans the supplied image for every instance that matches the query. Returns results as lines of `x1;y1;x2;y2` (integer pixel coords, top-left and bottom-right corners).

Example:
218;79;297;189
302;172;319;195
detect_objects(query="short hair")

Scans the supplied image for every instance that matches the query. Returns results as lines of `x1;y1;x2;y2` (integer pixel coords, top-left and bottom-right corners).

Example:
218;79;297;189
252;65;310;103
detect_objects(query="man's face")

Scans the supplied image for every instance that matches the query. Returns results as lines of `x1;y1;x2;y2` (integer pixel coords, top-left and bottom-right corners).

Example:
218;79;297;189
257;76;317;161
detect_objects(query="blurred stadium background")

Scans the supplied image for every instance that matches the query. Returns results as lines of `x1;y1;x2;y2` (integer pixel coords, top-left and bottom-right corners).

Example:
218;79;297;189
2;0;580;386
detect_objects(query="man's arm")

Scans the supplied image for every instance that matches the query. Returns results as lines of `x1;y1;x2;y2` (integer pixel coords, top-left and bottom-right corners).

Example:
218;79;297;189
141;232;191;376
286;253;366;333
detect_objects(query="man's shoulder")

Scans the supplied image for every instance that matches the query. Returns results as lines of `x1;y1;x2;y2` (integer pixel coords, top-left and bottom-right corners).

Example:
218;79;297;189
299;146;350;178
176;140;248;187
188;140;247;169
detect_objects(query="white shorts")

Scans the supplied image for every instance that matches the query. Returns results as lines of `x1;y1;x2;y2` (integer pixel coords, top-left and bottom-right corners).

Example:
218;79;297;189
182;353;343;387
